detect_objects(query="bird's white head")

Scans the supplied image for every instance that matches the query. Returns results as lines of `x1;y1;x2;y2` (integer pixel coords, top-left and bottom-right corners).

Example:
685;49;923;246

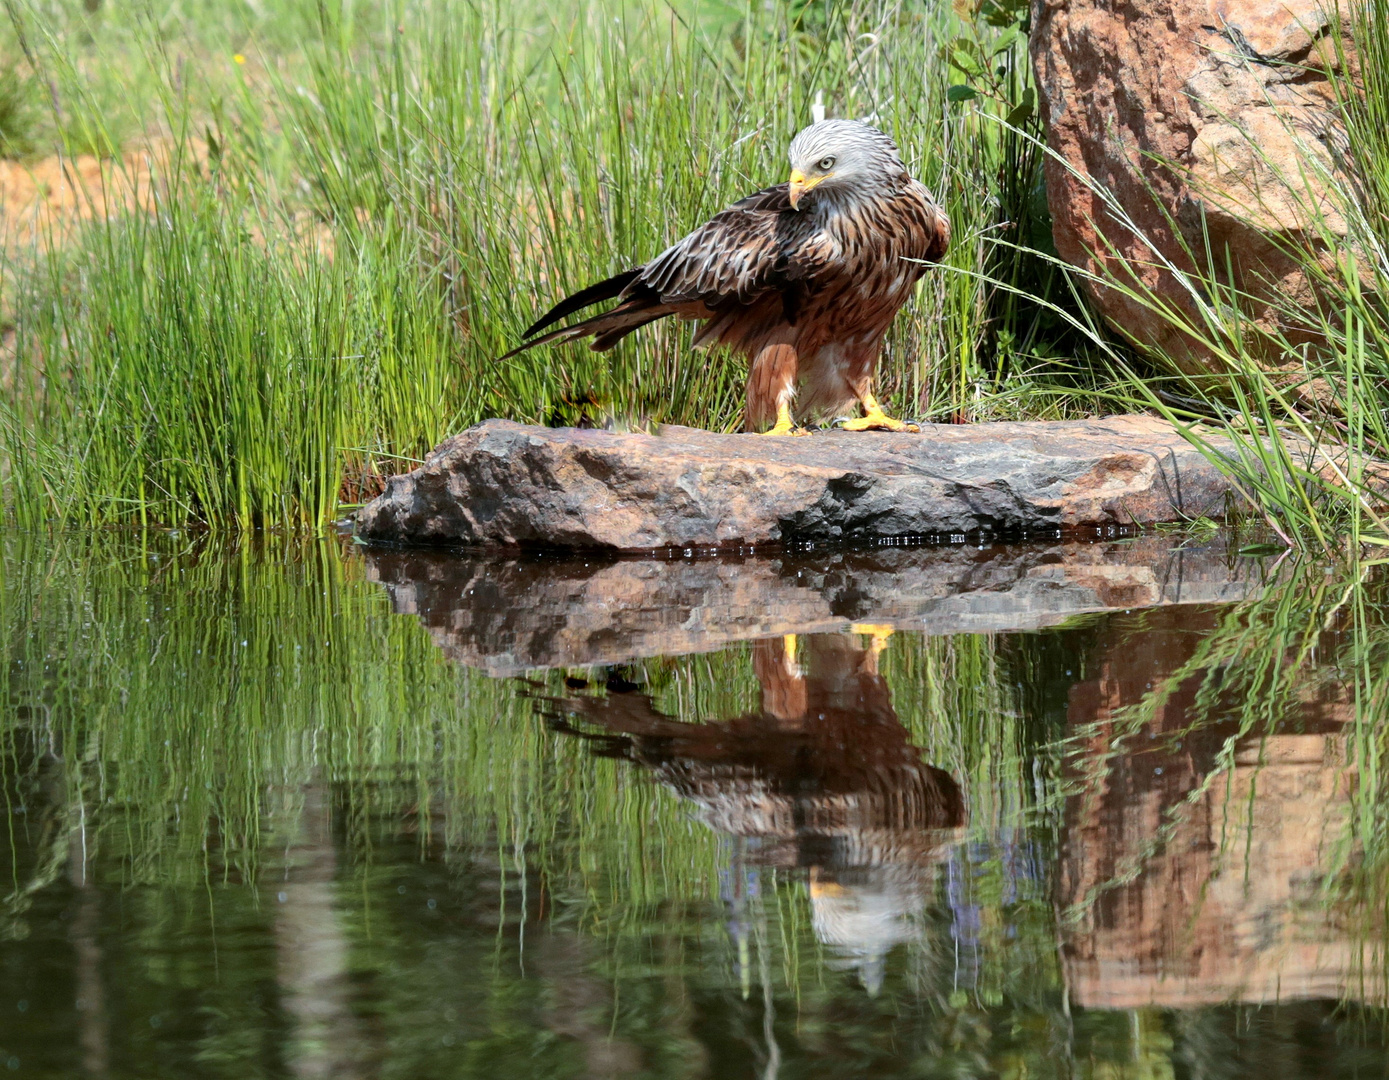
786;119;908;211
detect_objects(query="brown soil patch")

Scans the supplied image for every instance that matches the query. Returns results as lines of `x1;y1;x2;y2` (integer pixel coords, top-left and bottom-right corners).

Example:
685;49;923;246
0;140;337;265
0;147;158;251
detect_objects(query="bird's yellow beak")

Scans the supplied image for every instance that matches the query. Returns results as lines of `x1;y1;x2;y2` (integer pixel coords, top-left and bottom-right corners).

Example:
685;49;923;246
788;168;827;211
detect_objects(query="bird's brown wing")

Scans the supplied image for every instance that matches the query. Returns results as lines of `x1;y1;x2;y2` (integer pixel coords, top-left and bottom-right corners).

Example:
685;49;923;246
637;184;837;306
500;184;839;358
909;183;951;264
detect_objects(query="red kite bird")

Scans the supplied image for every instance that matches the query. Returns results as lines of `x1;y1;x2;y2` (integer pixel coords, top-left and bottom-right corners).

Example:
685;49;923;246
504;120;950;434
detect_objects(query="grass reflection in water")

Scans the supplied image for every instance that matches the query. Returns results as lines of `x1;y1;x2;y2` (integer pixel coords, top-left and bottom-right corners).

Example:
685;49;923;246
2;531;1387;1078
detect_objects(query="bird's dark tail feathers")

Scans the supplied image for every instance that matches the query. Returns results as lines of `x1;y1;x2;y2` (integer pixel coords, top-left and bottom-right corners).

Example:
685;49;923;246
499;268;676;360
523;269;641;338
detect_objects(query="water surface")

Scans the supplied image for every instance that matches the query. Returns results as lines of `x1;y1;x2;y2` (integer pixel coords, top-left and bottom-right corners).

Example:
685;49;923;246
3;532;1387;1078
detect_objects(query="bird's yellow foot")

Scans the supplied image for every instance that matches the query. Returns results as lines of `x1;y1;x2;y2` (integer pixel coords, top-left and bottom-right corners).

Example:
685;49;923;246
760;402;811;436
809;867;848;899
851;623;895;655
839;409;919;433
850;623;893;675
838;392;920;433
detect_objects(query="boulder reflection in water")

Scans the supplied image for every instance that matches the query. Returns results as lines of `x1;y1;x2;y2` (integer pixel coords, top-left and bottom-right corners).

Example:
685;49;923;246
1061;605;1367;1007
542;631;964;994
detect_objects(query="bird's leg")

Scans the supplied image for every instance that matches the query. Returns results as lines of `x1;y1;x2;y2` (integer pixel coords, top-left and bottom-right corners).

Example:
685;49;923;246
748;343;809;435
753;635;807;723
809;867;847;899
850;623;894;674
838;391;919;433
763;400;799;436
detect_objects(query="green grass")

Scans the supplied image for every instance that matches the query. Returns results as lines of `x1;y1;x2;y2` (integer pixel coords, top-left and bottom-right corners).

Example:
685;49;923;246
0;0;1081;531
3;0;1386;551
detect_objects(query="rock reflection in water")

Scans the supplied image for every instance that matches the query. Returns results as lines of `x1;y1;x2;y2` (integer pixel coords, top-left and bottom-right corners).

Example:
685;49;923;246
544;631;964;994
1061;605;1370;1008
364;536;1265;676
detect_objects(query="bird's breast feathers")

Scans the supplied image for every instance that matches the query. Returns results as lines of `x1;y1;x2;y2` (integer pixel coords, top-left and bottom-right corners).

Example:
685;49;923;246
815;183;945;272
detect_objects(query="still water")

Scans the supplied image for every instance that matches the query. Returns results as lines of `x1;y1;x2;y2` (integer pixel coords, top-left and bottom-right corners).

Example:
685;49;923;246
3;531;1387;1078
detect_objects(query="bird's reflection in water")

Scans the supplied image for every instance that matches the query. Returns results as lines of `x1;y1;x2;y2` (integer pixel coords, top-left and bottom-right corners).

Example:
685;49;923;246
543;629;964;994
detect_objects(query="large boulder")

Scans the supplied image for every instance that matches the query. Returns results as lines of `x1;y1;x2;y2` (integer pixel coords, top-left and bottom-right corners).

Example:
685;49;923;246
353;416;1238;550
1031;0;1353;371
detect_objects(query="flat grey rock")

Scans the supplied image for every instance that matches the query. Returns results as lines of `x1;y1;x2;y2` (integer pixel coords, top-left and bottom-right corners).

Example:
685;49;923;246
361;536;1266;675
355;416;1237;551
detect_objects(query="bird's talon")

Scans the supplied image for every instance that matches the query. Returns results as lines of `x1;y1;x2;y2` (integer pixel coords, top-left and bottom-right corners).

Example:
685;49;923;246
760;401;810;435
839;412;919;433
850;623;895;653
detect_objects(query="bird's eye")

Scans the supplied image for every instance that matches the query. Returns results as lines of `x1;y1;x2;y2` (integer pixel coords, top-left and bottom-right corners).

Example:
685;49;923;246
818;156;836;171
